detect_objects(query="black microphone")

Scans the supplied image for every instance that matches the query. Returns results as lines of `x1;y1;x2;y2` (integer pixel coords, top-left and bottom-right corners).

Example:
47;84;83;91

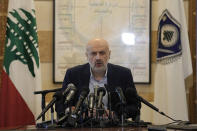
113;88;139;121
64;84;77;104
138;95;159;112
36;91;62;120
125;88;157;111
104;84;112;119
88;93;95;111
97;87;106;109
125;88;177;122
115;87;126;105
94;85;99;104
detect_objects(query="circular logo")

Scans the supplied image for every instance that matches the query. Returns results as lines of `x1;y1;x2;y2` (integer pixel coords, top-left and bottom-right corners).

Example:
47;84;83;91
161;24;179;47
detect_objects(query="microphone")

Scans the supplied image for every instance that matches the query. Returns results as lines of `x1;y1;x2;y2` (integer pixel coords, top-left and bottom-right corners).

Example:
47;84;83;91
64;84;77;104
88;93;95;111
62;83;75;95
104;84;112;119
36;91;62;120
36;83;75;120
67;88;90;127
125;88;156;111
97;87;106;109
94;85;99;104
73;88;90;114
138;95;159;112
115;87;126;105
125;88;177;122
115;88;139;120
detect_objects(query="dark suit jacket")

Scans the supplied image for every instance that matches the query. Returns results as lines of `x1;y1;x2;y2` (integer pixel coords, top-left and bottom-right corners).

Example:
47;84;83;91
56;63;140;120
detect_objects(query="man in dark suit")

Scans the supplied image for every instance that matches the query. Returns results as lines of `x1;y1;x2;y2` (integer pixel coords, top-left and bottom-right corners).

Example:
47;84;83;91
57;38;140;121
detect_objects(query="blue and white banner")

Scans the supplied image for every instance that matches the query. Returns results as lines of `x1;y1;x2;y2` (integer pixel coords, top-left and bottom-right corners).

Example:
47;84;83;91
157;9;182;64
153;0;193;124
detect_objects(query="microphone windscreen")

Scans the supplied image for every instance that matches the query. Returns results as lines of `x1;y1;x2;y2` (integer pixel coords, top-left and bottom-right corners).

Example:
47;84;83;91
97;87;106;96
62;83;76;95
67;83;76;88
81;87;90;97
125;88;138;104
115;101;140;120
124;105;139;119
115;87;126;104
64;85;77;104
70;85;77;91
126;88;137;96
53;91;63;100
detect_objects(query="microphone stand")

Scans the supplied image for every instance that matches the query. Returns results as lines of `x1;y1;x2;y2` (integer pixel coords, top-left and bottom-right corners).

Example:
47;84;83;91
105;84;112;121
105;84;119;127
50;106;54;125
119;92;126;127
120;102;125;127
107;91;118;127
45;106;60;129
138;95;179;122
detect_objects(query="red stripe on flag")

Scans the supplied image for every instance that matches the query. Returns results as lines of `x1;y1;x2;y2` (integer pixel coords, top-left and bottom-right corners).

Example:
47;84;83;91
0;69;35;128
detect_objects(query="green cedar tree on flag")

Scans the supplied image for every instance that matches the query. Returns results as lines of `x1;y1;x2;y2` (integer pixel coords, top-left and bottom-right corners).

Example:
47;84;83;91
0;0;41;128
153;0;193;124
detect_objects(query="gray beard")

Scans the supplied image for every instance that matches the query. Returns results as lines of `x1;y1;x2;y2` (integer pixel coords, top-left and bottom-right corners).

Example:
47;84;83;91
93;66;106;73
89;63;107;73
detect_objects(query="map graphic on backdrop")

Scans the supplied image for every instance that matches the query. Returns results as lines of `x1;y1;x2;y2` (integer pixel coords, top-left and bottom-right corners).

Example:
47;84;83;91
54;0;151;83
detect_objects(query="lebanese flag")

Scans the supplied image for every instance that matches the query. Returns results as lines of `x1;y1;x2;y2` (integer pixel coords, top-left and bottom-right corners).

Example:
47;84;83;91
0;0;41;128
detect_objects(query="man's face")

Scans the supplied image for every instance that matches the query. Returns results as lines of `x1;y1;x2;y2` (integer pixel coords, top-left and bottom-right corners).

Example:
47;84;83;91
86;43;110;73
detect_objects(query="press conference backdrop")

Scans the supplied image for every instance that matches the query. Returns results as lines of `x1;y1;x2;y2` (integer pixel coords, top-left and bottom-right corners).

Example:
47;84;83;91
53;0;151;84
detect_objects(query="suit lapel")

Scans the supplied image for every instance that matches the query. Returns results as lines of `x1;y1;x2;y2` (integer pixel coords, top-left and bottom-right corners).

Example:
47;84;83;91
107;63;114;90
81;63;91;87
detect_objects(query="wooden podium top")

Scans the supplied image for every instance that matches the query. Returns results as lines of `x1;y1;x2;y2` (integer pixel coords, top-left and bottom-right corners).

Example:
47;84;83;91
0;126;147;131
30;126;148;131
1;124;196;131
8;125;188;131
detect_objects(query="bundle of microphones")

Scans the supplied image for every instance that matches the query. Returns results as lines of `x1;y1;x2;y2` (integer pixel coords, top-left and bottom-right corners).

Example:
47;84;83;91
36;83;161;128
56;84;115;128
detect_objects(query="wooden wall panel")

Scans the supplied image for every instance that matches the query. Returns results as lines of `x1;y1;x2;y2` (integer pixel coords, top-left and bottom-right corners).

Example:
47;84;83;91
0;0;8;13
139;92;154;102
151;31;157;63
0;16;6;56
38;31;53;62
188;0;196;123
0;0;8;89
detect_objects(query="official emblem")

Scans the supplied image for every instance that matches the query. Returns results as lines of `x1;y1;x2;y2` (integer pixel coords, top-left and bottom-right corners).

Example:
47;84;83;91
157;9;182;64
